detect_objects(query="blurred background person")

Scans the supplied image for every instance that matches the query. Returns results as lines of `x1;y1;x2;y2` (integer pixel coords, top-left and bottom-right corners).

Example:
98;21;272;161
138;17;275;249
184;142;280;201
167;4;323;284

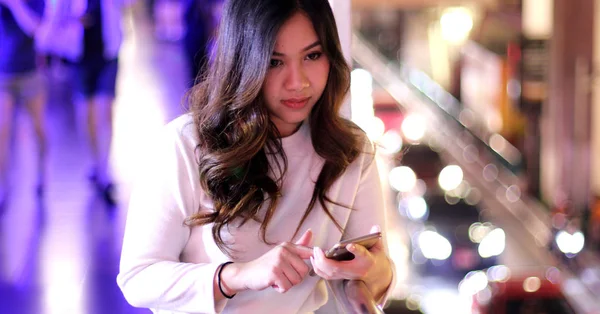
36;0;132;205
182;0;222;86
0;0;47;207
153;0;184;42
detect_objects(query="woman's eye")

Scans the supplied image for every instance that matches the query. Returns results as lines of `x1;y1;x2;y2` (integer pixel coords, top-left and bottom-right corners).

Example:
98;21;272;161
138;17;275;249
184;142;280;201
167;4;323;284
306;52;323;60
270;59;283;68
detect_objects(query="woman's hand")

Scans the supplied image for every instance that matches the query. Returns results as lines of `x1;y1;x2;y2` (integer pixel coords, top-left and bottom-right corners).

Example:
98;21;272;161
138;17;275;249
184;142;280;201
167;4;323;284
220;229;314;295
310;225;393;298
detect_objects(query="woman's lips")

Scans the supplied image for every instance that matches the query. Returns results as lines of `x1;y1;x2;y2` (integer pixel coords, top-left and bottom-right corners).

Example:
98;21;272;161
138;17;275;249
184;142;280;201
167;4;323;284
281;97;310;109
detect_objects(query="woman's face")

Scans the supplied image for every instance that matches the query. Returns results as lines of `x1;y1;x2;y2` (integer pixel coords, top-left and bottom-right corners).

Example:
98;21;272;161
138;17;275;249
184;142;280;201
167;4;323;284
262;12;331;137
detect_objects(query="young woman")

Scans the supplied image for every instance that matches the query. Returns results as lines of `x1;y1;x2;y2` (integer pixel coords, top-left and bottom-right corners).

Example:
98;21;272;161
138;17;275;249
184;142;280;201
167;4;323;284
0;0;47;205
117;0;394;313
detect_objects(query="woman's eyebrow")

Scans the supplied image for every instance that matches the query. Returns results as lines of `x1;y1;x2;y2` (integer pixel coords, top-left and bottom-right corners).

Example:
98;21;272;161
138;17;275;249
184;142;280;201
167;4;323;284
272;41;322;56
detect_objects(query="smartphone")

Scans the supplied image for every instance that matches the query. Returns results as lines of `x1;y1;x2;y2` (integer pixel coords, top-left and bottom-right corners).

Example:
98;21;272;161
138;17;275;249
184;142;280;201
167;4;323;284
325;232;382;261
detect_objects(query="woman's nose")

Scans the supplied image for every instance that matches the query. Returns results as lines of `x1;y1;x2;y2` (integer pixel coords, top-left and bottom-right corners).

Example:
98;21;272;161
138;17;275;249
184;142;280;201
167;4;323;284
284;64;310;91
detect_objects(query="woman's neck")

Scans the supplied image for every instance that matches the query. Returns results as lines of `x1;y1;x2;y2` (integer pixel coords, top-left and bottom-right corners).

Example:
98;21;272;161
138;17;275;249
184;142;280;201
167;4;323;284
277;122;303;138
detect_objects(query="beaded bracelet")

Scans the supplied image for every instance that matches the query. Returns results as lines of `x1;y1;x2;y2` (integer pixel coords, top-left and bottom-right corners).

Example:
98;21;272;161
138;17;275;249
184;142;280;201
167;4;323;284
218;261;236;299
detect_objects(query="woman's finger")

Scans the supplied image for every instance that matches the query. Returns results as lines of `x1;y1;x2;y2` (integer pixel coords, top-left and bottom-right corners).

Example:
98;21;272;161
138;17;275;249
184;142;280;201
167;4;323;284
280;258;304;286
272;267;293;293
313;247;337;277
346;243;370;259
285;243;314;259
310;256;327;278
287;252;311;278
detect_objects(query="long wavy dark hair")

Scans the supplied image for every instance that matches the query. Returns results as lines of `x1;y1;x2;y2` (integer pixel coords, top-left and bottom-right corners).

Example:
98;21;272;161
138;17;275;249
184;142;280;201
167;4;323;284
186;0;365;254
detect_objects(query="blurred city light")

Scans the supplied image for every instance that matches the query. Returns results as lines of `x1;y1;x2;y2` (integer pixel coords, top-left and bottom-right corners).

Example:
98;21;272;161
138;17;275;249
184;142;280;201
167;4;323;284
438;165;464;191
421;289;469;314
389;166;417;192
459;270;488;296
523;277;542;293
444;192;461;205
406;294;422;311
405;196;428;221
468;222;491;243
555;230;585;255
545;267;562;284
350;68;373;96
522;0;553;38
401;113;426;142
482;164;499;182
379;129;403;155
507;79;522;99
478;228;506;258
505;185;522;203
350;69;375;134
487;265;511;282
454;180;471;198
419;231;452;260
465;187;482;206
475;287;493;305
364;116;385;141
440;7;473;44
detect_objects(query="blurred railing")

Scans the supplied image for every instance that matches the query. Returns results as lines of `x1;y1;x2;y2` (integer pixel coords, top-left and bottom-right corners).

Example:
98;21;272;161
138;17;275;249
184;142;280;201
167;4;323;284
354;34;523;175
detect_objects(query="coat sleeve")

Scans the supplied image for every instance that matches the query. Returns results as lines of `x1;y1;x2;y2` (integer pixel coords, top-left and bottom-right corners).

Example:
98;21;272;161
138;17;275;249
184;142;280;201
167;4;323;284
340;141;397;306
117;122;229;314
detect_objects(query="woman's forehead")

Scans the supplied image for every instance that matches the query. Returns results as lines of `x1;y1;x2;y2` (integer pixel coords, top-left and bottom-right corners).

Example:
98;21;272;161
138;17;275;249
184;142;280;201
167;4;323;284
272;13;320;55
